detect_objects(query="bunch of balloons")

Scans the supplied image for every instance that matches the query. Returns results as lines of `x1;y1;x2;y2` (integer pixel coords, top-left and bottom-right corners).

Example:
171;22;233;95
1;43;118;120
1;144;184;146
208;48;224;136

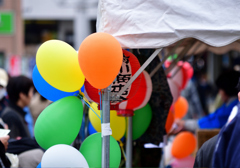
34;32;125;167
34;40;87;167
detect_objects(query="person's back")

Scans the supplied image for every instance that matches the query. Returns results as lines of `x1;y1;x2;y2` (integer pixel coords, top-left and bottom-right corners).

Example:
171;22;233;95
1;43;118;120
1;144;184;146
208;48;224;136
194;135;218;168
1;103;30;139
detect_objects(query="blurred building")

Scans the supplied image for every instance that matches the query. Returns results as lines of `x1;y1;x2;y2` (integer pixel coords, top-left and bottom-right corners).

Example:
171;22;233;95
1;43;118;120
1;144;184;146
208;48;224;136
22;0;98;56
0;0;23;67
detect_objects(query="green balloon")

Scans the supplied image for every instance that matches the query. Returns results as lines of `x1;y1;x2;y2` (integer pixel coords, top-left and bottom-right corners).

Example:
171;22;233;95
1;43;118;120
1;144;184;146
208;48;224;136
35;96;83;149
80;133;121;168
132;103;152;140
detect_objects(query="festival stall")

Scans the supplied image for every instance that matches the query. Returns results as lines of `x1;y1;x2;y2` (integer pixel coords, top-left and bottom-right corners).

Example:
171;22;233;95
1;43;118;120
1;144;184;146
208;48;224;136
32;0;240;167
96;0;240;167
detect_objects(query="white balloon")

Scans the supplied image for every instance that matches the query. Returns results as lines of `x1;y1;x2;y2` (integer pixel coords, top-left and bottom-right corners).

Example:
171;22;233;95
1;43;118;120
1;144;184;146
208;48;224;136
41;144;89;168
167;78;180;104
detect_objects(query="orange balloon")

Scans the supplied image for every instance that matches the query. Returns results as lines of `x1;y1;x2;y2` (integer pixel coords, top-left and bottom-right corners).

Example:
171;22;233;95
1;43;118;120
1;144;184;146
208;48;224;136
171;131;196;159
78;32;123;89
174;96;188;119
165;110;174;133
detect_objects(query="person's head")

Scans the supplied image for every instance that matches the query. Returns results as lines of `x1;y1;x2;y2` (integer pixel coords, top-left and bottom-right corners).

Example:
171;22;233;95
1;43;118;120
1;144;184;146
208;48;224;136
215;70;240;103
0;68;8;100
7;75;34;108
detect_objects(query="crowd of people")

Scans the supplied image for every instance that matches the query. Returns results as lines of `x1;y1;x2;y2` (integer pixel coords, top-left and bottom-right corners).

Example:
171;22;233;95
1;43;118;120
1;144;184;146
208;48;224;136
0;68;50;167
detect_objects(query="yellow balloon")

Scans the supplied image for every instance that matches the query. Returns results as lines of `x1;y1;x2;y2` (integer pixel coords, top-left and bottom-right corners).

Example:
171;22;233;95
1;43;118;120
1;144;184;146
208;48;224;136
89;102;126;140
36;40;85;92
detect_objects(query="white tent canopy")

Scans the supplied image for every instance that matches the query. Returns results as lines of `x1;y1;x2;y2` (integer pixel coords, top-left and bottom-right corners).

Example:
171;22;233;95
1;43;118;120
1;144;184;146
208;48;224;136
97;0;240;49
96;1;240;167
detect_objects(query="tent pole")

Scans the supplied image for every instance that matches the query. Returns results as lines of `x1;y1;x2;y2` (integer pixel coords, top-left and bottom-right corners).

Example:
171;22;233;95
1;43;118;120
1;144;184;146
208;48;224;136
126;117;133;168
165;39;196;75
149;39;185;77
101;86;111;168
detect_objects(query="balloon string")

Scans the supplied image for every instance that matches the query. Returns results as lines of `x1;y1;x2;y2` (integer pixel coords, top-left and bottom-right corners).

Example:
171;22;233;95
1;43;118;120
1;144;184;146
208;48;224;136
99;90;103;123
77;91;101;120
119;140;126;161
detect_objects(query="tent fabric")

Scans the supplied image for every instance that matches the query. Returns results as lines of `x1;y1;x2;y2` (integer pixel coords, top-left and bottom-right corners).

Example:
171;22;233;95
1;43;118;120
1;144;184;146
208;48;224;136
165;40;240;56
97;0;240;49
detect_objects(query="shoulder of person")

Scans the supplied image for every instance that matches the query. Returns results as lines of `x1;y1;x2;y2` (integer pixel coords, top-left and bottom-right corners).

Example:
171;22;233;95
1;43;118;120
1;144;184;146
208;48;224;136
1;107;20;121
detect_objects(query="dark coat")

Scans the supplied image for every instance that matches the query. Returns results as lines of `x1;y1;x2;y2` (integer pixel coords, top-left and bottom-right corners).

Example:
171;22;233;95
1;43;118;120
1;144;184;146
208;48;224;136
194;135;218;168
1;102;30;139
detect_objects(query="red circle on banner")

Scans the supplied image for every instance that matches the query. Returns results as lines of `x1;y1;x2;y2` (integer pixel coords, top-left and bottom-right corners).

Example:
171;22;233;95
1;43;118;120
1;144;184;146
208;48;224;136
117;71;152;116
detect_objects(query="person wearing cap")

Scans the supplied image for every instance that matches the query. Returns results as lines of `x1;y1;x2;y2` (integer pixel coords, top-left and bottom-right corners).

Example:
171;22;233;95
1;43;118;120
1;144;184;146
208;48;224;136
0;68;9;115
171;70;240;133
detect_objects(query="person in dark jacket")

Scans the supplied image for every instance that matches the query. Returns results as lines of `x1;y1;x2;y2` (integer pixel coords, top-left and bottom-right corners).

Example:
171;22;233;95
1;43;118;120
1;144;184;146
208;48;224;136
171;70;240;134
194;77;240;168
0;75;43;168
1;75;33;139
194;134;218;168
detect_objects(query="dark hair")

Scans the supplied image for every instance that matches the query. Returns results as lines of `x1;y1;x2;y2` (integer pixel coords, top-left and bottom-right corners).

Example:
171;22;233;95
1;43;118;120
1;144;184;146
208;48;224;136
215;70;240;96
7;75;33;104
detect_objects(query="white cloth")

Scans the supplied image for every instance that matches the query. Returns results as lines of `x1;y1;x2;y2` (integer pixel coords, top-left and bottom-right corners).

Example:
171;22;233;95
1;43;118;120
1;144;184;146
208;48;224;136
97;0;240;48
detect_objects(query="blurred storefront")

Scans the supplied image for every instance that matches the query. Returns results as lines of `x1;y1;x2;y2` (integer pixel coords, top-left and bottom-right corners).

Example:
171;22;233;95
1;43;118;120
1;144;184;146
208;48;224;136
0;0;23;72
1;0;98;76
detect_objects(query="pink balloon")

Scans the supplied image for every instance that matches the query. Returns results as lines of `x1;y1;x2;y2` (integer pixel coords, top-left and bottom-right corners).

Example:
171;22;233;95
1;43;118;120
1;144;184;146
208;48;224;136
171;156;195;168
167;78;181;104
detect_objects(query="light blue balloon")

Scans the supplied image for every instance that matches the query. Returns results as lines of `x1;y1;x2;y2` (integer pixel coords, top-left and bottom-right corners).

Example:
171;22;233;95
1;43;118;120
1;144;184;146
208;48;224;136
32;65;79;101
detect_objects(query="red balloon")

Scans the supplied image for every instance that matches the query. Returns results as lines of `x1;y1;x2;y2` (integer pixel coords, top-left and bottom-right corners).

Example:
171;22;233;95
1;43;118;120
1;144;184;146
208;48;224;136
84;49;142;110
177;61;188;89
183;62;194;79
118;70;152;116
